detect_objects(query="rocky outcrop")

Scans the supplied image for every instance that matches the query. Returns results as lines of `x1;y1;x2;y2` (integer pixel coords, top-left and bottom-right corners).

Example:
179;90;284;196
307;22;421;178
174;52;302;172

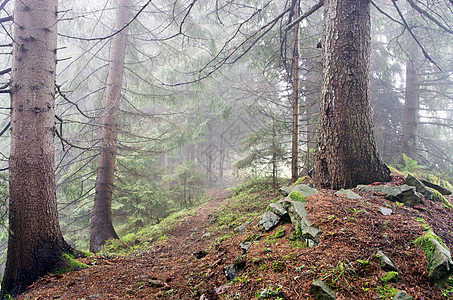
259;185;322;247
356;184;422;207
334;190;362;199
420;179;452;195
279;184;320;197
405;174;434;200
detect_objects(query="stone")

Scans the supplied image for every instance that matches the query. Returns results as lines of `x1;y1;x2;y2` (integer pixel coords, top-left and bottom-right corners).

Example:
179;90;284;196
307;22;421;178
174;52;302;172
356;184;422;207
281;200;322;247
223;264;236;281
239;242;252;253
335;189;362;199
280;184;320;197
237;221;251;234
420;179;452;195
259;211;280;231
393;291;414;300
376;250;397;271
310;280;336;300
415;230;453;285
405;174;434;199
378;207;393;216
268;202;288;217
88;295;102;299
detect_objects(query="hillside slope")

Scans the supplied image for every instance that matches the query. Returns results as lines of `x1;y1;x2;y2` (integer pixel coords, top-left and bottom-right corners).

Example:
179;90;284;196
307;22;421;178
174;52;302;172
16;176;453;299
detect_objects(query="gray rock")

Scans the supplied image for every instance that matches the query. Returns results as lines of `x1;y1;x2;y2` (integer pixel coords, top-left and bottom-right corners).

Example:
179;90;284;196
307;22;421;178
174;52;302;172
310;280;336;300
420;179;452;195
356;184;422;207
237;221;251;234
259;211;280;231
335;190;362;199
280;184;320;197
281;200;322;247
223;264;236;280
393;291;414;300
239;242;252;253
406;174;434;199
268;202;288;217
379;207;393;216
376;250;397;271
427;238;453;284
88;295;102;299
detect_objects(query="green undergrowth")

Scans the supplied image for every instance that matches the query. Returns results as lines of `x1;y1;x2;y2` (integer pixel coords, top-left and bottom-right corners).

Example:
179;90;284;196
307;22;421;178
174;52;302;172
208;178;280;248
100;177;280;255
101;206;201;255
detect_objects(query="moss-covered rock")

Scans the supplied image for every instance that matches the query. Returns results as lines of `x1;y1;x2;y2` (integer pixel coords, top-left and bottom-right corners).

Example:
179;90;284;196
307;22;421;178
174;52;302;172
414;230;453;284
288;190;306;202
54;253;89;274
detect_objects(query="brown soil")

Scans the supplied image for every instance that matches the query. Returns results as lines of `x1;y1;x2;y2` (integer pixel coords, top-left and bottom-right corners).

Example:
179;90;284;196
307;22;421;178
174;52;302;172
16;175;453;300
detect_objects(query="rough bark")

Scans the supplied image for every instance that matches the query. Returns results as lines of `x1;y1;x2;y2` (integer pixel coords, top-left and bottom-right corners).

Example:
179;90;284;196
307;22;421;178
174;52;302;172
1;0;71;297
90;0;131;253
313;0;391;189
291;0;301;183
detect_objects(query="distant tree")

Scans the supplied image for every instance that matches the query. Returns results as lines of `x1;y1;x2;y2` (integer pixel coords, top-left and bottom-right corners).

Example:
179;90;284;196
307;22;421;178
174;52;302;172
90;0;131;253
313;0;391;189
1;0;72;297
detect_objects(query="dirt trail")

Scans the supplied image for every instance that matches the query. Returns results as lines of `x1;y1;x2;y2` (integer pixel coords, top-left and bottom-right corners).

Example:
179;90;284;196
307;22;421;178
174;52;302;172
17;181;238;300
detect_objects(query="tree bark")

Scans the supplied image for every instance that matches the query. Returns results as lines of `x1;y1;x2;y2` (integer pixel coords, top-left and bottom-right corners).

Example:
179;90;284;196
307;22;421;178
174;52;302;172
90;0;131;253
1;0;71;296
313;0;391;189
291;0;301;183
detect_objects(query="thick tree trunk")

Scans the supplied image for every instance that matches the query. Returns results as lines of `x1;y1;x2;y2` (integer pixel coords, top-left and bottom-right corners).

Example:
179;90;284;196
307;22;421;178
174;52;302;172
90;0;131;253
313;0;391;189
291;0;301;183
1;0;71;297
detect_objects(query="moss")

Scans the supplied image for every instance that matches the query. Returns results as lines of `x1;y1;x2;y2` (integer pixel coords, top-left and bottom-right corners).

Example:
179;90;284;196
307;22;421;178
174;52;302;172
381;271;399;283
293;176;309;185
414;230;448;262
428;188;453;209
289;191;306;202
55;253;89;274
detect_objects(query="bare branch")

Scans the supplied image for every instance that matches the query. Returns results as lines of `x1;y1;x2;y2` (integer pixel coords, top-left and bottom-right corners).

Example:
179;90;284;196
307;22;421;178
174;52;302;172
0;67;10;76
406;0;453;35
59;0;152;41
284;0;324;31
370;0;403;26
0;16;12;23
391;0;443;72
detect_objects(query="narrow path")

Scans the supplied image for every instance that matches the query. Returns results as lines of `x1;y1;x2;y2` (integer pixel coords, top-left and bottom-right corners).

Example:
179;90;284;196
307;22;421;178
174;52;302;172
17;180;239;300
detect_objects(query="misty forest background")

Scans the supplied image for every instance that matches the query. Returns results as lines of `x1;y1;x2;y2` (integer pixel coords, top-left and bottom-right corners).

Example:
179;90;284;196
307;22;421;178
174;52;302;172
0;0;452;276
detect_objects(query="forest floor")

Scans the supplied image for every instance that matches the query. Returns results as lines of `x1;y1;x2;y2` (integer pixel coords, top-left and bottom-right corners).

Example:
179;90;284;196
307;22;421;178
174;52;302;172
16;174;453;300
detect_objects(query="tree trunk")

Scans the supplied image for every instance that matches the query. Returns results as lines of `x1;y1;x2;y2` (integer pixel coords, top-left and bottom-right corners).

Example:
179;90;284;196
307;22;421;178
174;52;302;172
291;0;301;183
400;20;420;162
1;0;71;296
400;58;419;160
313;0;391;189
90;0;131;253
